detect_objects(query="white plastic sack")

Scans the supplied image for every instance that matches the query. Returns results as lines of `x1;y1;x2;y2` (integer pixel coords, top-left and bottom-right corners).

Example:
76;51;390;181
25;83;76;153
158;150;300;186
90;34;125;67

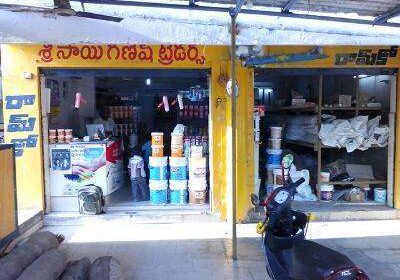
289;165;317;202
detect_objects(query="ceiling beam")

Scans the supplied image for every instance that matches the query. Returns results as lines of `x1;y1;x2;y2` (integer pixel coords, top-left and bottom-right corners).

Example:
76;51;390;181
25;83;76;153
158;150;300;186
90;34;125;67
374;5;400;24
229;0;246;18
281;0;297;13
73;0;400;28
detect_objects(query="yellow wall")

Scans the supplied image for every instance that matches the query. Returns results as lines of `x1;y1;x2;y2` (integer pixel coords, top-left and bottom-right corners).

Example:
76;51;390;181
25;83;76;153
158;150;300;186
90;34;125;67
2;44;400;224
0;44;254;222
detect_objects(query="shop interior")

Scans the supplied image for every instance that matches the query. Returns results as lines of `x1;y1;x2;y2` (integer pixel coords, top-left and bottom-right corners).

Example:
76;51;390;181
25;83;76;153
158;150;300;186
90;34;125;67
254;68;395;208
43;69;210;212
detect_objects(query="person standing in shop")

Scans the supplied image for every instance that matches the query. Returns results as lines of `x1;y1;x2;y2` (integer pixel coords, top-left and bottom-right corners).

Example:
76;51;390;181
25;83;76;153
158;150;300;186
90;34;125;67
128;151;149;201
94;108;115;137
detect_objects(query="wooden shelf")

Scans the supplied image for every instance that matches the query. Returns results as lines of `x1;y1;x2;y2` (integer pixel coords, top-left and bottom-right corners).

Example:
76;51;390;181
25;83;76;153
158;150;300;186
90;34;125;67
321;107;383;112
279;105;317;112
285;140;316;149
328;180;387;186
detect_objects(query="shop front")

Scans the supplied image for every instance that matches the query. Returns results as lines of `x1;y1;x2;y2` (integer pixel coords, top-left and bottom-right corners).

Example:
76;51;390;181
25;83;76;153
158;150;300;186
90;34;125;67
0;44;254;223
253;46;400;216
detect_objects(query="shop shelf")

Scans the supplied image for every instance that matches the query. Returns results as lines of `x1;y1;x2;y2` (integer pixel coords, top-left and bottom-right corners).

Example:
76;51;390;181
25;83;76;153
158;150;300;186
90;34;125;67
328;180;387;186
279;105;317;112
285;140;316;149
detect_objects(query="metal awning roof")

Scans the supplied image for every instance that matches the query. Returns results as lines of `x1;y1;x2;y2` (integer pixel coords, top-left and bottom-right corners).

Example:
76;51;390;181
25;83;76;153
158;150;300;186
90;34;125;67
194;0;400;17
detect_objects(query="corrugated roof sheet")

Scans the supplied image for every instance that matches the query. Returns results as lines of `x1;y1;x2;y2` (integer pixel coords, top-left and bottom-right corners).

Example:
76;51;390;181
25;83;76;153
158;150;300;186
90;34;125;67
192;0;400;17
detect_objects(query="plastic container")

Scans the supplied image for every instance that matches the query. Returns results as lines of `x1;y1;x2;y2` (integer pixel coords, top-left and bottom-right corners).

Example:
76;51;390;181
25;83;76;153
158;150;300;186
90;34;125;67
374;188;387;203
57;136;65;144
49;135;57;144
49;129;57;136
270;126;283;139
151;132;164;146
268;138;282;150
273;168;289;185
188;178;207;191
149;156;168;180
152;145;164;157
149;180;168;204
170;180;188;204
188;189;207;204
190;145;203;158
64;129;73;136
169;157;187;180
57;129;65;136
171;132;184;146
320;172;330;183
189;157;207;179
65;136;73;144
171;144;184;157
267;149;282;165
320;184;334;201
267;164;281;171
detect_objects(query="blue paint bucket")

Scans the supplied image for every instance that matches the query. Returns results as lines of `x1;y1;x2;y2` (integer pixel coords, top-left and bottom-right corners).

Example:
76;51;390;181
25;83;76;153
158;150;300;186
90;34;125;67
266;149;282;165
170;180;188;204
169;157;187;180
149;180;168;204
149;157;168;180
374;188;386;204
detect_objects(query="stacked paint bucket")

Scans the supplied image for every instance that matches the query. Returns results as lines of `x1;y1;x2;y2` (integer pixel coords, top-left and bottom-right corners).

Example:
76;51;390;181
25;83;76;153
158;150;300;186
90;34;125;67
149;132;168;204
169;132;188;204
266;126;283;194
188;145;207;204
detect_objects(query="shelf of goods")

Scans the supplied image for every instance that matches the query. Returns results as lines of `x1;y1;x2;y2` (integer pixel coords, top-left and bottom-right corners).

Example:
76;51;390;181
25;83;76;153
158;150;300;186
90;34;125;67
269;74;391;204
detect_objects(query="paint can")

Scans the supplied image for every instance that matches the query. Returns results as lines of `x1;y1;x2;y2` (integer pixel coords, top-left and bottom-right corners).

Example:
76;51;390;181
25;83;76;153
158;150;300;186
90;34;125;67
149;180;168;204
188;189;207;204
320;172;330;183
169;157;187;180
151;145;164;157
374;188;386;204
320;184;334;201
266;149;282;165
151;132;164;146
188;178;207;191
270;126;283;139
189;157;207;179
170;180;188;204
149;156;168;180
268;138;282;150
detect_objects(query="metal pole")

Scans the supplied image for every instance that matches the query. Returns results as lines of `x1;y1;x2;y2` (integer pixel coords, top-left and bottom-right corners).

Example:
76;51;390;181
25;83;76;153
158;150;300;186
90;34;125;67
230;11;238;261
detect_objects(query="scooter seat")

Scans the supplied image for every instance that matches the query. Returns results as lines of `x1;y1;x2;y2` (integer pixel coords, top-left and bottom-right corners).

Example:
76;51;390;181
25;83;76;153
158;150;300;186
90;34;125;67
280;240;354;280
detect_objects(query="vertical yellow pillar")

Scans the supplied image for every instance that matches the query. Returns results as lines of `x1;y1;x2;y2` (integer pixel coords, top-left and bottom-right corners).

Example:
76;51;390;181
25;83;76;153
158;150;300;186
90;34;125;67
394;71;400;209
1;45;44;223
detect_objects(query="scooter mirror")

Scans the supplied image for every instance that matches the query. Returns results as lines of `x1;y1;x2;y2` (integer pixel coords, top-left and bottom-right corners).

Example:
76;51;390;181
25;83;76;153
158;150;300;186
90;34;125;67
282;154;294;169
250;194;260;205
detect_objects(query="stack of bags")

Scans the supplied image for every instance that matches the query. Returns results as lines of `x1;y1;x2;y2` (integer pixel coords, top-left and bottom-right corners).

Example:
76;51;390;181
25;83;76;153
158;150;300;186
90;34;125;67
169;132;188;204
188;144;208;204
149;132;168;204
0;231;124;280
286;115;319;144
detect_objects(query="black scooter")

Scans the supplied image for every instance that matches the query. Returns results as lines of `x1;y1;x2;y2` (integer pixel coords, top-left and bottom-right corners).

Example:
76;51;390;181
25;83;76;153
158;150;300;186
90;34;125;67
251;177;369;280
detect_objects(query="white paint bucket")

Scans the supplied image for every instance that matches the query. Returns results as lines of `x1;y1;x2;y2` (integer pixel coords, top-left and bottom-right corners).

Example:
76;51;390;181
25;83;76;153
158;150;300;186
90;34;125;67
320;184;334;201
270;126;283;139
169;180;188;190
169;157;188;180
320;172;330;183
268;138;282;150
149;180;168;190
189;157;207;179
190;145;203;158
188;178;207;191
149;156;168;180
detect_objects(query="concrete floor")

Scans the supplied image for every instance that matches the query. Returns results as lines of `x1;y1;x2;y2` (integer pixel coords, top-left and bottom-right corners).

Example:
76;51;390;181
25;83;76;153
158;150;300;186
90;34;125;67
43;220;400;280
